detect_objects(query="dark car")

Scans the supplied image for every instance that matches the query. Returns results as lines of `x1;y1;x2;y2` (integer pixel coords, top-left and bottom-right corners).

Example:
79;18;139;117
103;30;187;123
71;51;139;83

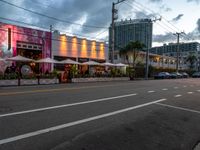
154;72;171;79
170;72;183;79
192;72;200;78
181;72;189;78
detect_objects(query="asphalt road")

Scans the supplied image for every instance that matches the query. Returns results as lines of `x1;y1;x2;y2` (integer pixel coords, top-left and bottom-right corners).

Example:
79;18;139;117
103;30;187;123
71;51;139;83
0;79;200;150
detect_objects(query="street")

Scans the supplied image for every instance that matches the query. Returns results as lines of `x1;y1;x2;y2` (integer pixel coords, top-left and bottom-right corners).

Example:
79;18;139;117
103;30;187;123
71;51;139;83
0;79;200;150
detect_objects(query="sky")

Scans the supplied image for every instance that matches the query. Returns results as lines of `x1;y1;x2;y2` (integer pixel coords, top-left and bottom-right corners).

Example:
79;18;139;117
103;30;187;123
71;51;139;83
0;0;200;47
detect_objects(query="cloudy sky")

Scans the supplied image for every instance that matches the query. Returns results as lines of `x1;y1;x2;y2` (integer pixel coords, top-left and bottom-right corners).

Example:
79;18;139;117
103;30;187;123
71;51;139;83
0;0;200;47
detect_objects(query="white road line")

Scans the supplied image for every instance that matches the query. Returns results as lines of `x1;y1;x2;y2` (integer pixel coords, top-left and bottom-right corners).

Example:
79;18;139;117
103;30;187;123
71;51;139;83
183;85;187;88
174;95;182;98
162;88;168;91
148;91;155;93
156;103;200;115
0;98;167;145
187;92;194;94
174;87;178;89
197;90;200;92
0;93;137;118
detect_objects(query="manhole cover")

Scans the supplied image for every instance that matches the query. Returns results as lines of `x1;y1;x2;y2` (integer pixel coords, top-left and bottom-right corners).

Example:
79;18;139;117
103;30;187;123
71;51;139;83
194;142;200;150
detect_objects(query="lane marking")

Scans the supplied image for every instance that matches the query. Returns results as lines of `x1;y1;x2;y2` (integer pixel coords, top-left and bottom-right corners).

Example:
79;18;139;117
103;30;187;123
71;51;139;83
197;90;200;92
0;83;133;96
156;103;200;115
174;95;182;98
162;88;168;91
190;85;194;87
187;92;194;94
0;93;138;118
0;98;167;145
174;87;178;89
148;91;155;93
183;85;187;88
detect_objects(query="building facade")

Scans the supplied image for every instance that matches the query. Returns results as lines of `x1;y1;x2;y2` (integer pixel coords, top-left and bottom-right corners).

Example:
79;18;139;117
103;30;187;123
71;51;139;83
109;19;153;60
52;31;108;72
0;22;51;74
150;42;200;70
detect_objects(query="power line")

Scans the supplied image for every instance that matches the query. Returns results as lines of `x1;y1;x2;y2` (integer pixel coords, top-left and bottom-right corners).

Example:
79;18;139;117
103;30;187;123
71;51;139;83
0;28;109;48
0;17;107;41
0;0;108;29
128;0;194;41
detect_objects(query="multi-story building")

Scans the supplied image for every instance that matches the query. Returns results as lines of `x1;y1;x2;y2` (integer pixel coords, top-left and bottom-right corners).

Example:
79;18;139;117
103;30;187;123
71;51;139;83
109;18;153;63
150;42;200;70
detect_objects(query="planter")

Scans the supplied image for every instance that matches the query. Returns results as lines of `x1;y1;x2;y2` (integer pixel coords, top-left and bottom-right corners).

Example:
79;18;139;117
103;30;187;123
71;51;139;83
0;78;59;86
72;77;129;83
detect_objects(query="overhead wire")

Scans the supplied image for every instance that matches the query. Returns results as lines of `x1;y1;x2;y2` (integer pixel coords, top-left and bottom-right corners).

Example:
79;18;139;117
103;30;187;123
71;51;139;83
0;0;108;29
0;27;109;48
0;17;107;42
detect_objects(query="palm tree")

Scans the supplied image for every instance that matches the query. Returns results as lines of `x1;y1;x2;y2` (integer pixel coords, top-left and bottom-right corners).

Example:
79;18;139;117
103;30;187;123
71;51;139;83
186;54;197;70
119;41;146;79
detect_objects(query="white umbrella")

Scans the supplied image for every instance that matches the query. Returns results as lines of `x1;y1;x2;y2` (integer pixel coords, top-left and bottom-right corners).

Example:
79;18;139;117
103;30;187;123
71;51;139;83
59;59;80;65
0;58;5;61
35;57;58;63
6;55;34;62
101;62;115;67
82;60;100;66
115;63;128;67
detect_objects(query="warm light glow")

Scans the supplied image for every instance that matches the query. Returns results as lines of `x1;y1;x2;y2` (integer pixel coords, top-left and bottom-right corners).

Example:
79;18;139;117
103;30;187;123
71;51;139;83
59;35;67;56
91;41;97;59
81;39;87;58
99;43;105;59
72;37;78;56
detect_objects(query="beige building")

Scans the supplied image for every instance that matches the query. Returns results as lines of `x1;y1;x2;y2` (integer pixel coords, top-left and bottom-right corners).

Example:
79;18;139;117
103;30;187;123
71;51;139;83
52;31;108;63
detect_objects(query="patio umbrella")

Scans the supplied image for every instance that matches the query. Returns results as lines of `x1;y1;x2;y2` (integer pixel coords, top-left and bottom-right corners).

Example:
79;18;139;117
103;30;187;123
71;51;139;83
59;59;80;65
81;60;100;66
35;57;59;64
115;63;129;67
101;62;115;67
6;55;34;62
0;58;5;61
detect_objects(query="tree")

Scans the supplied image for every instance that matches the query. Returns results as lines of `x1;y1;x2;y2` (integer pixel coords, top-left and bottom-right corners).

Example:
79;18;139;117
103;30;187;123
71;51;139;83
119;41;146;79
186;54;197;70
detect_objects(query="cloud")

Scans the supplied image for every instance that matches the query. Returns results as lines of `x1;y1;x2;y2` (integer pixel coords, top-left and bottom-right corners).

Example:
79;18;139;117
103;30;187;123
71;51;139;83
197;18;200;32
153;33;176;43
154;18;200;43
149;0;163;3
187;0;200;4
171;14;184;22
0;0;111;40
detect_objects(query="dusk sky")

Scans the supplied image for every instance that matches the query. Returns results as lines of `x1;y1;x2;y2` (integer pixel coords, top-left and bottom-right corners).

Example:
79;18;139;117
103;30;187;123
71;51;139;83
0;0;200;46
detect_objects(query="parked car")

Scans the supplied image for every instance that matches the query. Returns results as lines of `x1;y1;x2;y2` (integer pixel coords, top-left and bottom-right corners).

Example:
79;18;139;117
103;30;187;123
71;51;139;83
180;72;189;78
170;72;183;79
154;72;171;79
192;72;200;78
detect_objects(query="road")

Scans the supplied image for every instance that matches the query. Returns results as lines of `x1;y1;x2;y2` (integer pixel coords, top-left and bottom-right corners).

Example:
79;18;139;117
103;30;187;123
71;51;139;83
0;79;200;150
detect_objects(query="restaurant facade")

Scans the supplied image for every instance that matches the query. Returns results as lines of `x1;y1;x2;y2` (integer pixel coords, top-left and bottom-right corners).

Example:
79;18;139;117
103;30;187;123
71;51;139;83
0;22;51;74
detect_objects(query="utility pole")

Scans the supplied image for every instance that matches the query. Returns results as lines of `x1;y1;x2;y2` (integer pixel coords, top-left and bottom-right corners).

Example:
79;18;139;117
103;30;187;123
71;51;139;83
111;0;126;63
145;17;161;80
174;32;184;72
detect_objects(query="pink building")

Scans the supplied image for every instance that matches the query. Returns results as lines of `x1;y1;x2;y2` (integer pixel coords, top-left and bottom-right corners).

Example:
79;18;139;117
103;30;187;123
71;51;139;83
0;22;51;74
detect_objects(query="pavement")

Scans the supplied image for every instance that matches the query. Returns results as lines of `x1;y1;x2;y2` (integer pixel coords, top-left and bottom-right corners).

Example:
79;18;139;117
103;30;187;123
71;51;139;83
0;79;200;150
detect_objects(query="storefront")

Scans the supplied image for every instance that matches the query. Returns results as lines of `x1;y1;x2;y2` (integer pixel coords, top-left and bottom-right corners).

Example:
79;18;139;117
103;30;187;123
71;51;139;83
0;22;51;74
52;30;108;76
